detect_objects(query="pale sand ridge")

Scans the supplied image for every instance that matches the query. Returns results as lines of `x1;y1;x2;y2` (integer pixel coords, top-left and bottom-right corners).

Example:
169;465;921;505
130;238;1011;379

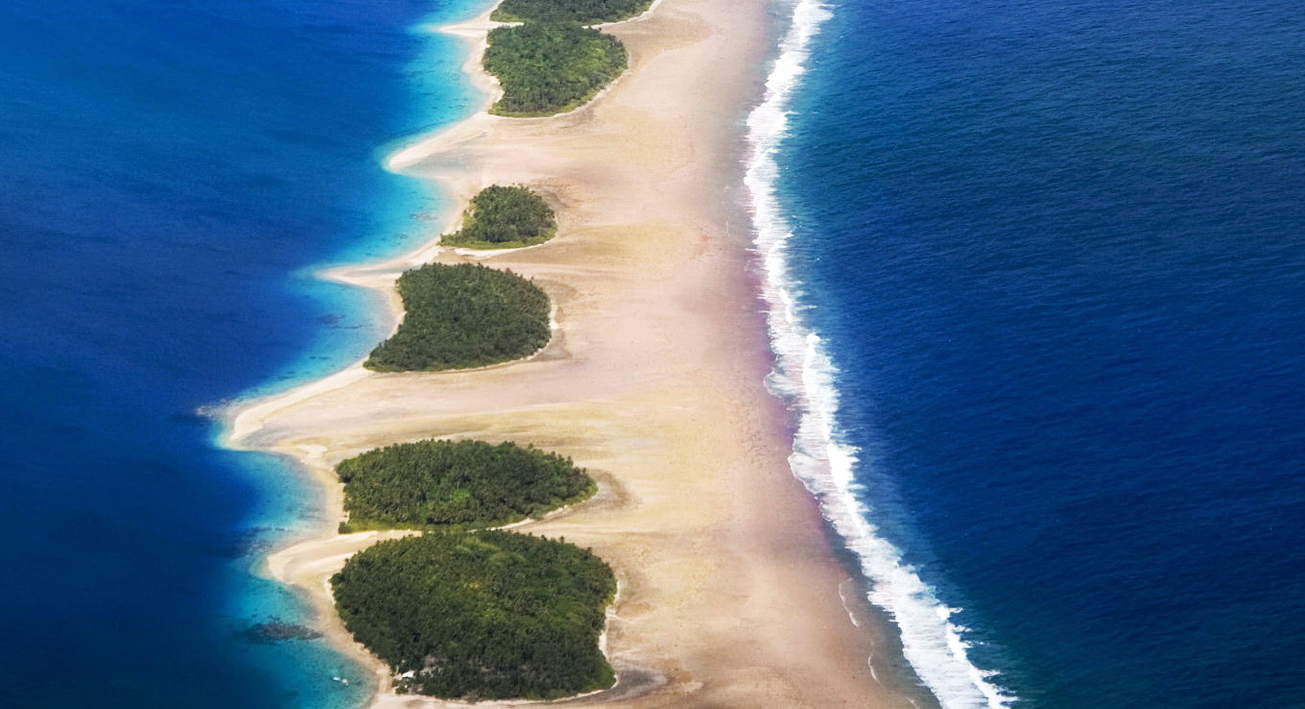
226;1;930;707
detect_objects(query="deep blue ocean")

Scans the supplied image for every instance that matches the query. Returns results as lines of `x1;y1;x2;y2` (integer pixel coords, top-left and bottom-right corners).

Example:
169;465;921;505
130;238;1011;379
762;0;1305;707
0;0;484;706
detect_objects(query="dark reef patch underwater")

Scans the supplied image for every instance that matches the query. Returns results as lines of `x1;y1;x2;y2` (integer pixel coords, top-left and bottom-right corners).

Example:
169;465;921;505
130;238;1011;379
772;0;1305;707
0;0;485;706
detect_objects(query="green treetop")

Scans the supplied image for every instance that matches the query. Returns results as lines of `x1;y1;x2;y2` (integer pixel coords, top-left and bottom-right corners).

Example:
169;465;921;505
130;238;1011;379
365;262;550;372
491;0;655;24
332;531;617;699
442;185;557;249
337;439;595;531
482;22;628;117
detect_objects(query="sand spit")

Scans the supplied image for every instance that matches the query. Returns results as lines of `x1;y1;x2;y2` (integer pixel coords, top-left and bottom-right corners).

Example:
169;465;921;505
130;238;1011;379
227;1;926;707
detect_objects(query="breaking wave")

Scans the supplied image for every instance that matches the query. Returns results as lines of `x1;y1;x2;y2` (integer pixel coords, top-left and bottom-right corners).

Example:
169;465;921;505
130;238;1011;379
741;3;1016;708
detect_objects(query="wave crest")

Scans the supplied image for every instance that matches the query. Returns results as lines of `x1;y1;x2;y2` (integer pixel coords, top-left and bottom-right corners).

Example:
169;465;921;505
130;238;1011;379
741;3;1016;708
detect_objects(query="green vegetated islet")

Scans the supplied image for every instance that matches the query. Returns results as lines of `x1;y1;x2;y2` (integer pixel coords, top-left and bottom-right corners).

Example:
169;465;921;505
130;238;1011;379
337;439;595;532
343;2;631;699
442;185;557;250
483;23;628;116
491;0;654;24
332;531;617;700
365;263;550;372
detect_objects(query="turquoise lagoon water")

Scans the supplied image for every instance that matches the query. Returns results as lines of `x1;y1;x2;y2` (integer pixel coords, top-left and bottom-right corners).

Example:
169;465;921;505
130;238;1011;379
0;0;487;706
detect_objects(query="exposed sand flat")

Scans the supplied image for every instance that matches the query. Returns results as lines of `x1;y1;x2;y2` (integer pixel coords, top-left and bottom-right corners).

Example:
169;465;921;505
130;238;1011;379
228;1;927;707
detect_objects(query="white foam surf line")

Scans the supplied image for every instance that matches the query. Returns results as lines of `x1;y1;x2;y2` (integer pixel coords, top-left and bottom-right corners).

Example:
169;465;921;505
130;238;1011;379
742;3;1016;709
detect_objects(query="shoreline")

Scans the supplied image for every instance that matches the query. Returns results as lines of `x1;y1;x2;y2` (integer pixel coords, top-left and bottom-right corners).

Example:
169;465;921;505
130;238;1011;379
225;1;931;708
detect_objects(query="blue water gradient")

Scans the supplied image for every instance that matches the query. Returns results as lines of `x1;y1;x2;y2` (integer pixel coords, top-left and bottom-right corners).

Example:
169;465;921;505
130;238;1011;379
779;0;1305;707
0;0;485;706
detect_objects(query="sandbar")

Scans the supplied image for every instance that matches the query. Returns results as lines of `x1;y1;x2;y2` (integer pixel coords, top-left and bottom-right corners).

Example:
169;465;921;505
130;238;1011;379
229;1;930;707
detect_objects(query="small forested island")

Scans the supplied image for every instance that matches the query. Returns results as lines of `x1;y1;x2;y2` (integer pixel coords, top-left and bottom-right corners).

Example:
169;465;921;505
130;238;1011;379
365;263;550;372
483;23;628;116
336;439;595;531
332;531;617;700
442;185;557;250
491;0;654;24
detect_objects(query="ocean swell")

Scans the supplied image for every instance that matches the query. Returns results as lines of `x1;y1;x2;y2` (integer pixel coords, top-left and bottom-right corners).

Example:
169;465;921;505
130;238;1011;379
741;2;1015;708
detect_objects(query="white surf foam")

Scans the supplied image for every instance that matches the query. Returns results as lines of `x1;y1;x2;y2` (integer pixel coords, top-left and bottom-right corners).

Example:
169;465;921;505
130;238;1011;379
742;3;1016;708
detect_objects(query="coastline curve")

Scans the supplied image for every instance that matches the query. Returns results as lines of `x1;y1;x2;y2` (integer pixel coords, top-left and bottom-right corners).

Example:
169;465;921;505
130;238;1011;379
742;1;1016;708
219;0;928;708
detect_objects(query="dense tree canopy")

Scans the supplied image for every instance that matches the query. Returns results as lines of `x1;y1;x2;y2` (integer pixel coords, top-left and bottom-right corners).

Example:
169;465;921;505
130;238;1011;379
332;531;617;699
443;185;557;249
483;23;628;116
491;0;654;24
337;439;594;531
365;263;550;372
